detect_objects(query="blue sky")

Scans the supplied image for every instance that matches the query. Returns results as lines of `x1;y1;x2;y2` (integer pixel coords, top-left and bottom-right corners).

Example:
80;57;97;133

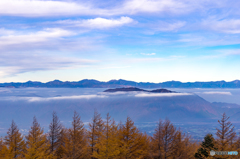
0;0;240;83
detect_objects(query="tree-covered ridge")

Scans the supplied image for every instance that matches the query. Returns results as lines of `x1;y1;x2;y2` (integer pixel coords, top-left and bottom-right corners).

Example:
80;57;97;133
0;112;239;159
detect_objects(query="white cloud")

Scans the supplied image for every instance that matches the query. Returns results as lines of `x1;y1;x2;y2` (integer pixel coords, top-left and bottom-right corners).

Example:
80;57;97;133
0;28;105;54
0;28;104;77
0;0;96;17
177;33;240;46
140;53;156;56
202;19;240;34
0;0;224;17
143;21;185;35
120;0;191;15
0;28;74;47
154;21;186;32
27;95;108;102
0;28;98;76
202;92;232;95
223;49;240;56
0;28;15;36
135;93;193;97
0;89;11;93
55;17;134;29
0;56;97;78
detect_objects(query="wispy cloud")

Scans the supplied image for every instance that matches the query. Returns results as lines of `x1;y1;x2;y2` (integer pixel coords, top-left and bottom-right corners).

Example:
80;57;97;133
199;49;240;59
119;0;191;15
202;92;232;95
0;27;106;53
140;53;156;56
0;54;98;77
177;33;240;46
0;28;74;47
0;0;225;17
0;28;109;78
55;17;134;29
27;95;108;102
202;18;240;34
223;49;240;56
0;28;15;36
0;0;95;17
150;21;186;33
127;55;184;63
135;93;193;97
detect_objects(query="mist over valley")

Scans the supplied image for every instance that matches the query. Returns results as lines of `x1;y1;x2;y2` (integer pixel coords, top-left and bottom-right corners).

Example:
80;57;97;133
1;87;240;139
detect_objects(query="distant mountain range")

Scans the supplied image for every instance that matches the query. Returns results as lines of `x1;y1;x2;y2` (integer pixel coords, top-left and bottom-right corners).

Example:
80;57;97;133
1;79;240;88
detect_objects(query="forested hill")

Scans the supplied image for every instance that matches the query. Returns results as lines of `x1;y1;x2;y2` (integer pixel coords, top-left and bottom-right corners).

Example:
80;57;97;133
103;87;175;93
1;79;240;88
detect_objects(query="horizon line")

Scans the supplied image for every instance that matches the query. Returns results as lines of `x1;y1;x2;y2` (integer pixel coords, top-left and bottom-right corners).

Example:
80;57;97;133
1;79;240;84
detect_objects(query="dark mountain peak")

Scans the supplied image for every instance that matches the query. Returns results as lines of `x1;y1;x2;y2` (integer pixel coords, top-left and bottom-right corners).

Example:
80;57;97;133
149;89;175;93
104;87;146;92
104;87;174;93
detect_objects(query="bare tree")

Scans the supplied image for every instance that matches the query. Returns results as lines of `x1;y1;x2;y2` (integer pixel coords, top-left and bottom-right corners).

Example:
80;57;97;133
49;111;62;155
216;112;236;151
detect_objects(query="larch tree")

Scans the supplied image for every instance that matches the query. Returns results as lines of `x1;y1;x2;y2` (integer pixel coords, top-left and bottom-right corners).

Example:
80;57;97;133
25;116;51;159
172;130;185;159
48;111;62;156
172;130;197;159
118;116;149;159
216;113;236;151
92;113;120;159
0;137;9;159
178;133;198;159
55;127;67;159
64;111;88;159
152;120;196;159
161;119;176;159
234;132;240;158
151;119;163;159
88;110;104;159
4;120;25;159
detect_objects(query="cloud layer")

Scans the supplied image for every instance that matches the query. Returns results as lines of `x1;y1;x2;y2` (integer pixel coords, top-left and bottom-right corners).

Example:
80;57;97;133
0;0;229;17
0;28;73;47
135;93;193;97
202;19;240;34
55;17;134;29
27;95;108;102
202;92;232;95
